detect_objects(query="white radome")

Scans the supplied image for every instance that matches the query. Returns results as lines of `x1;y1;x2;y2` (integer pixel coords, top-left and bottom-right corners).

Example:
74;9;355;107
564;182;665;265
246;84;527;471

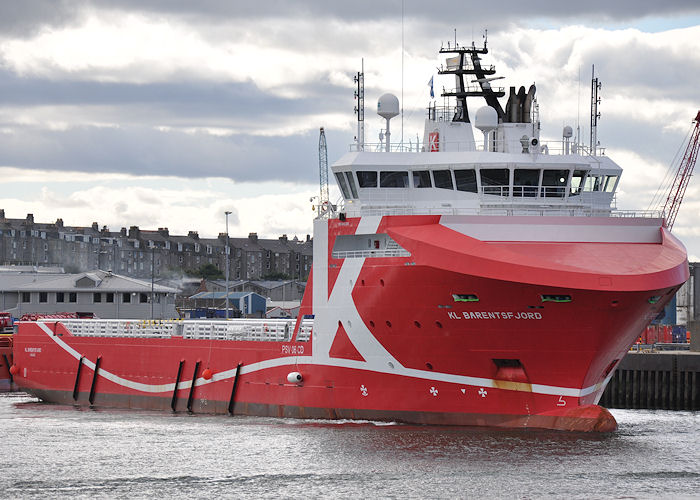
377;93;400;119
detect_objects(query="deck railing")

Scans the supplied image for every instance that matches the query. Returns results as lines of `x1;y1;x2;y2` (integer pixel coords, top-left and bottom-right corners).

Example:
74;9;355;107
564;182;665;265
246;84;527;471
44;318;313;342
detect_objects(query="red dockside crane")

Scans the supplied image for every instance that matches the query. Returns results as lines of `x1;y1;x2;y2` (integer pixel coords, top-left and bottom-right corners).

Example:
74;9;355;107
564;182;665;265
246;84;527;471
662;110;700;231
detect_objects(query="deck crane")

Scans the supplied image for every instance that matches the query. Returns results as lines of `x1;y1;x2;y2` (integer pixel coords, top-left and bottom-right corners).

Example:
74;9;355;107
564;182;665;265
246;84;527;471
662;110;700;231
318;127;330;217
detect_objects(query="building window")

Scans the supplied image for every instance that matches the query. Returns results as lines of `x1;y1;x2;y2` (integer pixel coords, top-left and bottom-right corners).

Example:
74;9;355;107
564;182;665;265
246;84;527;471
56;292;65;303
139;293;148;303
94;292;102;303
39;292;48;303
106;293;114;303
69;292;77;303
123;293;131;303
21;292;31;303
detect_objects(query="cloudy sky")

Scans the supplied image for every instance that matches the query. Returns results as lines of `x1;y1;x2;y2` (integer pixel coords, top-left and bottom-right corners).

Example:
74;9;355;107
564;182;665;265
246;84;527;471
1;1;700;257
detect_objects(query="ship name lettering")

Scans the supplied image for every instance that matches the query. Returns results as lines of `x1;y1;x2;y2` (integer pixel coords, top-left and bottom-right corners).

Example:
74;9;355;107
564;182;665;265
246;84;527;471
448;311;543;320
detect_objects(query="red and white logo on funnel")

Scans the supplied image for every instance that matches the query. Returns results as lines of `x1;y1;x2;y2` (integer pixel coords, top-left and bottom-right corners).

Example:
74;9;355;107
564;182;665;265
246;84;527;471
429;131;439;152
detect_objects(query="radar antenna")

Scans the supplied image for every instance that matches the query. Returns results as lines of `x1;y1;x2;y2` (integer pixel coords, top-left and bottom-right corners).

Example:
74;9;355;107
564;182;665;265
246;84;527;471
438;31;505;122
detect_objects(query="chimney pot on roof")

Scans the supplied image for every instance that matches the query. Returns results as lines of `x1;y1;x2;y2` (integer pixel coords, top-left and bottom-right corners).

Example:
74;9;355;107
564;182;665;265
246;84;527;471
26;213;34;224
306;234;310;242
158;227;169;237
120;227;127;236
248;232;258;242
279;234;288;242
55;218;64;228
0;209;5;221
92;222;99;230
188;231;199;240
128;226;140;238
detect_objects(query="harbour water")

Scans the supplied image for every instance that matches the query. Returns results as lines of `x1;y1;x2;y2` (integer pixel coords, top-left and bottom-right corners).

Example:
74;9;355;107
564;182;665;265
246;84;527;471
1;393;698;499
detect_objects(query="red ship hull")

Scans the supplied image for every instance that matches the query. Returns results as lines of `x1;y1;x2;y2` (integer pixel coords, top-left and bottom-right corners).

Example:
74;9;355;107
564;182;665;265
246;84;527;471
0;334;14;392
10;215;688;432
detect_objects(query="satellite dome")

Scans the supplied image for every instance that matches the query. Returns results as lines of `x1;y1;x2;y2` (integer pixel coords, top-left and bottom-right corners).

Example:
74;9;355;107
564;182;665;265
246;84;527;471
377;93;400;119
475;106;498;132
563;125;573;138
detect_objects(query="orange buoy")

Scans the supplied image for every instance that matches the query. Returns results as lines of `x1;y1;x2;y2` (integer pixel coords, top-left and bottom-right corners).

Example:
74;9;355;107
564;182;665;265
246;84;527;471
9;364;19;375
202;368;213;380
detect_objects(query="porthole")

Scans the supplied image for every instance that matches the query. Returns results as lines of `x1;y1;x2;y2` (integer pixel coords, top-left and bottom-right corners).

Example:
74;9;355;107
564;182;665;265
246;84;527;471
452;293;479;302
541;294;572;303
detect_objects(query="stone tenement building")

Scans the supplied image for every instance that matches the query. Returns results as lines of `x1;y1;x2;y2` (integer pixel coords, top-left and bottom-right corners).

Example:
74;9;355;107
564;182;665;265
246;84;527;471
0;210;313;281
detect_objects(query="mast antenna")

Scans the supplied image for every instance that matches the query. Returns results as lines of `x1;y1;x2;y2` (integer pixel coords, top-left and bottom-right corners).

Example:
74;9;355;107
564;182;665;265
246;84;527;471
590;64;601;155
354;59;365;151
401;0;404;148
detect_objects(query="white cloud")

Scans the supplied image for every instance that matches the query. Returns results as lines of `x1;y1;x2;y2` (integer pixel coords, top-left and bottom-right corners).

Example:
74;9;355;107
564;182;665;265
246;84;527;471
1;5;700;257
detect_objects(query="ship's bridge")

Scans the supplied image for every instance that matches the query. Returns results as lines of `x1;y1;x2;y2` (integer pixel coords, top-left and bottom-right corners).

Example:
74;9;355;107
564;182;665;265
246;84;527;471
331;150;622;218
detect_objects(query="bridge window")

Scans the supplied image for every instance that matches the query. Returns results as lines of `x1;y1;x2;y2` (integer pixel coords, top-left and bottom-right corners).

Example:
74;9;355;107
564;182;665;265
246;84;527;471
413;170;432;188
583;175;602;192
432;170;454;190
570;170;586;196
541;169;569;198
345;172;358;198
454;169;477;192
604;175;618;193
334;172;350;198
480;168;509;196
380;171;409;188
513;169;539;197
357;171;378;188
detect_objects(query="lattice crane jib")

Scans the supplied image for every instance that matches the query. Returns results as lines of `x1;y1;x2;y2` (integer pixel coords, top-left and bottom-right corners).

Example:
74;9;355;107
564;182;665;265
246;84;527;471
663;110;700;231
319;127;329;217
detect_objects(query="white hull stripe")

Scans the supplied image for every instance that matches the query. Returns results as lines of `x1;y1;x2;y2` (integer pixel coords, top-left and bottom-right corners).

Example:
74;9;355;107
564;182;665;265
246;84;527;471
39;323;602;398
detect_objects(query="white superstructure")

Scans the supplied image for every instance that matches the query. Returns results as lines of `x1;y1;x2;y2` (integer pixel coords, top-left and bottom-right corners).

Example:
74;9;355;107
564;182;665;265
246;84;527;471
333;36;631;219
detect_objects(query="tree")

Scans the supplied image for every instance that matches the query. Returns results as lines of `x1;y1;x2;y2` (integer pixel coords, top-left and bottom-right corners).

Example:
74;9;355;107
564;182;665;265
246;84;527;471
186;263;224;280
260;272;293;281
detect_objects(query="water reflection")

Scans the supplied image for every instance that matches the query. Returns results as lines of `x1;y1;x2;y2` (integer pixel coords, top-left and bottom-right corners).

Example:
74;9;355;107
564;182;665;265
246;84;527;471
1;395;698;499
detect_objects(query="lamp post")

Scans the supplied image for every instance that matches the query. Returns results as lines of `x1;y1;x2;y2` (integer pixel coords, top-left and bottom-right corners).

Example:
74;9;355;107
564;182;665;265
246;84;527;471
225;211;231;319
